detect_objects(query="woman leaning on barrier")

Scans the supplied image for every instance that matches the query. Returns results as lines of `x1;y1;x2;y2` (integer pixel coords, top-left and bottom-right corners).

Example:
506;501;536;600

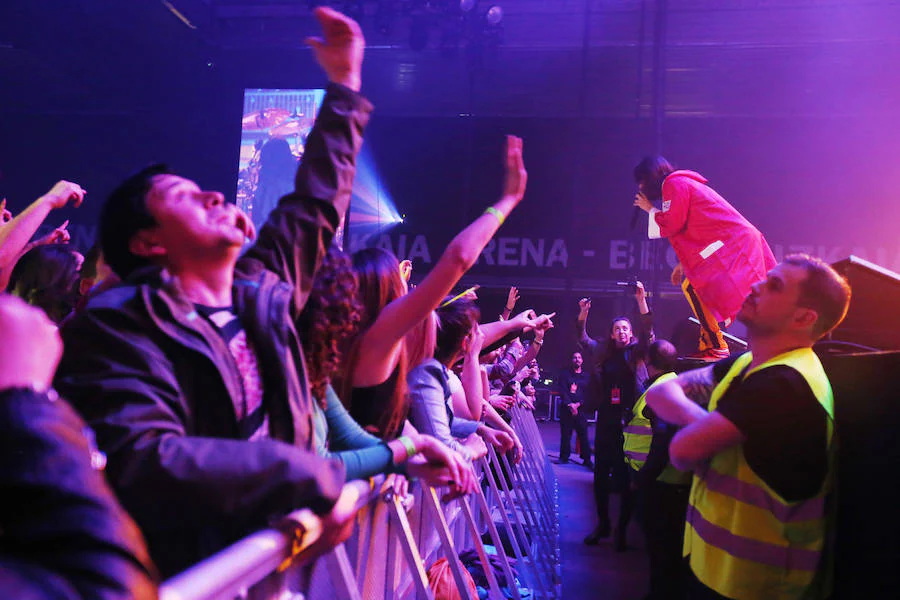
296;245;476;496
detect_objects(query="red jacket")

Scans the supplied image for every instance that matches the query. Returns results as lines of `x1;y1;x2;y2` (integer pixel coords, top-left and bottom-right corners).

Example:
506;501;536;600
653;170;776;323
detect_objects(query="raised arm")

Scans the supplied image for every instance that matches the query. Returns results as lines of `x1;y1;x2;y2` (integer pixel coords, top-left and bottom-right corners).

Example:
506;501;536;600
352;136;528;385
236;8;370;314
0;182;85;290
575;298;601;357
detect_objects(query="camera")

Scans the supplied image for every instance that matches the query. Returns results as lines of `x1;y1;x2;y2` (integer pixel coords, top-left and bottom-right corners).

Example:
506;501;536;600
616;276;639;293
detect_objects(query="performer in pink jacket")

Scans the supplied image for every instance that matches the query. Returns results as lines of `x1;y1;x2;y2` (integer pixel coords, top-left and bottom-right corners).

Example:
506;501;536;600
633;156;776;360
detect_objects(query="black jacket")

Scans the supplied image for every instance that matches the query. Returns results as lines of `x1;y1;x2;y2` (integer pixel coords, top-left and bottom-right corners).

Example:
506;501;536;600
0;388;157;599
55;84;372;576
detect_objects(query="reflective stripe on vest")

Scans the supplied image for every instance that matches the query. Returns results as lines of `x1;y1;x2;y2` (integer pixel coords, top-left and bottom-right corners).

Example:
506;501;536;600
622;372;690;488
685;348;835;600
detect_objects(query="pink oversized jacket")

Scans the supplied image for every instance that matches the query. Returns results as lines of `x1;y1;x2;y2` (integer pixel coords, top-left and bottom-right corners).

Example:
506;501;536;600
652;170;776;323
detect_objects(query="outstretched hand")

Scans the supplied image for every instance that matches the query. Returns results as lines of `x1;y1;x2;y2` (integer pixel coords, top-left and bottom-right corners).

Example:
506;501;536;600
305;7;365;91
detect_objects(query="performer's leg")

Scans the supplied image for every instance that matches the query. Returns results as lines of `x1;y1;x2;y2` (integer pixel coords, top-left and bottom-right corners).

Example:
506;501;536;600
681;278;727;353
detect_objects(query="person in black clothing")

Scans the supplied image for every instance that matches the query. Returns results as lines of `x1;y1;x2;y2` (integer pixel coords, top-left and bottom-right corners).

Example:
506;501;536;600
556;350;592;466
579;282;654;548
54;7;370;576
0;294;157;600
628;339;691;600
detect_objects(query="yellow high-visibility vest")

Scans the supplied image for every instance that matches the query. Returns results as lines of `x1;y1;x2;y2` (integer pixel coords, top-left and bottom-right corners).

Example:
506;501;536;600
684;348;835;600
622;372;691;485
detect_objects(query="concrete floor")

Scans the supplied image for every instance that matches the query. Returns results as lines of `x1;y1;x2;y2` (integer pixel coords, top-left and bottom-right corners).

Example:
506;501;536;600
538;421;651;600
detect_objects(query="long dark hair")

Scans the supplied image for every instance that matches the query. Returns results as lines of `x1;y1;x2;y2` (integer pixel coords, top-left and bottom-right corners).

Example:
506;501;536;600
296;246;362;408
341;247;410;439
633;155;675;201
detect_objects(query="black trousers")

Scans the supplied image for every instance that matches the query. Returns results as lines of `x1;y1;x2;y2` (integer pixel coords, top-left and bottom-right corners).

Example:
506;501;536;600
559;409;591;462
643;481;691;600
593;432;631;525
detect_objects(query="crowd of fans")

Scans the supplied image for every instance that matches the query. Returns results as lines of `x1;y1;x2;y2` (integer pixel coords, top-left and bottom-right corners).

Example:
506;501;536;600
0;8;555;597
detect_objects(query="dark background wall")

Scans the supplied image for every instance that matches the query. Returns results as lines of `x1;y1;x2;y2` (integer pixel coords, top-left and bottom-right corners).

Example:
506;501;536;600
2;0;899;368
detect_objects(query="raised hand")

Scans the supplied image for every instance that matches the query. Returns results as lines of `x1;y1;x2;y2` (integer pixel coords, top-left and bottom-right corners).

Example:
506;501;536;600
502;135;527;203
578;297;591;319
466;324;485;357
40;181;86;210
635;281;646;302
0;199;11;225
505;286;520;311
36;220;71;246
305;7;365;91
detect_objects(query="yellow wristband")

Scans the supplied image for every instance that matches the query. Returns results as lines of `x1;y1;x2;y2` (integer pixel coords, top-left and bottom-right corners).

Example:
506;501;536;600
484;206;505;226
398;436;417;460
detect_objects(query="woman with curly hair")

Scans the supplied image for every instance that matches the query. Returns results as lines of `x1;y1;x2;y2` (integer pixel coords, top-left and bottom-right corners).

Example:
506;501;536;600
297;246;474;490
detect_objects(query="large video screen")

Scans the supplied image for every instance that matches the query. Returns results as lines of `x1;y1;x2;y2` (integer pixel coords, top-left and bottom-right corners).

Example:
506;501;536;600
237;88;399;250
237;88;326;231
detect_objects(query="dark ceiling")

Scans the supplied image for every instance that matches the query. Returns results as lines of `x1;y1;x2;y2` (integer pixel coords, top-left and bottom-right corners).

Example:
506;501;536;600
2;0;899;118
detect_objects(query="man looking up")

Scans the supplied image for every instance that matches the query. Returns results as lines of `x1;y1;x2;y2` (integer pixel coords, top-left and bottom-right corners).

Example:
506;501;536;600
647;254;851;599
55;7;370;576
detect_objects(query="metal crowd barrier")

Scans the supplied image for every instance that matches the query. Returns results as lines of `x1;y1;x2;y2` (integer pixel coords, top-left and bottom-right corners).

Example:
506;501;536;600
159;406;559;600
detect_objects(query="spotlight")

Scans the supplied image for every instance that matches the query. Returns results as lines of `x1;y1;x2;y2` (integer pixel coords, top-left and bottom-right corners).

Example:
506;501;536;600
486;5;503;26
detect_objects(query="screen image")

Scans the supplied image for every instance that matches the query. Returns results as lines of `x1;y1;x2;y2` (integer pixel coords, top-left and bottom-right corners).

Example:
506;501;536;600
237;88;326;230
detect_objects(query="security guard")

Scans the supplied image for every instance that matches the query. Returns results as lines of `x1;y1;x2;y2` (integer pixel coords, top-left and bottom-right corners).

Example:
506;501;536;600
646;255;851;599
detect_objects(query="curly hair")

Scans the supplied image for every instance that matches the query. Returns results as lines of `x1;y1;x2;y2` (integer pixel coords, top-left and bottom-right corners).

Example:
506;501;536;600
296;246;362;408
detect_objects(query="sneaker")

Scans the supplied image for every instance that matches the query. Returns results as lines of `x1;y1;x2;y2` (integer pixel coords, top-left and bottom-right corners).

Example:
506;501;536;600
686;348;730;361
584;522;611;545
557;458;570;464
582;459;594;470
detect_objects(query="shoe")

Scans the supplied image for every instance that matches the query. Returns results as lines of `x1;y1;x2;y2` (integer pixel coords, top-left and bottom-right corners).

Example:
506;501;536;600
558;458;569;464
582;459;594;470
584;522;611;545
686;348;730;361
613;525;627;552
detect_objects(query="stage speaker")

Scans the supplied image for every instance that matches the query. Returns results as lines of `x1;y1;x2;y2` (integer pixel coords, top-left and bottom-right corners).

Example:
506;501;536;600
820;349;900;597
829;255;900;351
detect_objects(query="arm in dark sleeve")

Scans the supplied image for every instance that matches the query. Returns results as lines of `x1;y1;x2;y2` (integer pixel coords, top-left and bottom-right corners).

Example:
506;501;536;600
635;405;677;488
54;309;347;533
0;389;157;600
321;386;394;480
636;310;655;355
236;84;372;314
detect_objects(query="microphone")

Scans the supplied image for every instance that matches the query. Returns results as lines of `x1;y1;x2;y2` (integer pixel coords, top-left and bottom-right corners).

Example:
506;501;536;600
629;205;642;230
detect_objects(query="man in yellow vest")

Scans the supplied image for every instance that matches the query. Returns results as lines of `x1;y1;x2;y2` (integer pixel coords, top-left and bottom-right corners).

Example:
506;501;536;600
646;254;851;600
623;339;692;598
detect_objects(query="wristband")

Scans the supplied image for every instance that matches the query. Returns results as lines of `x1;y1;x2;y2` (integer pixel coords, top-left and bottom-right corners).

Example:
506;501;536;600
484;206;505;226
398;436;417;460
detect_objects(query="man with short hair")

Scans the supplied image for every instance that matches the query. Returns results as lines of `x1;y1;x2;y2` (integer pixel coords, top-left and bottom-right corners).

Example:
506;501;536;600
556;351;592;466
647;254;851;599
55;7;370;576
